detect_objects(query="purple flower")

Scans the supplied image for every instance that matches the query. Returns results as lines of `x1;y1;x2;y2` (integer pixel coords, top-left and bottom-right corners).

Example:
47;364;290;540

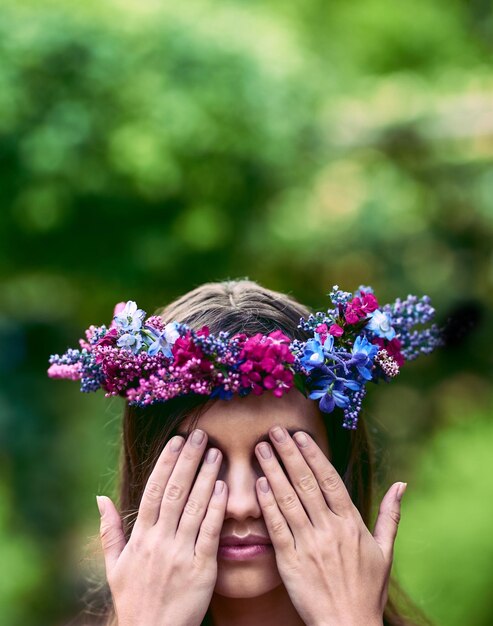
365;310;396;340
113;301;146;332
309;377;350;412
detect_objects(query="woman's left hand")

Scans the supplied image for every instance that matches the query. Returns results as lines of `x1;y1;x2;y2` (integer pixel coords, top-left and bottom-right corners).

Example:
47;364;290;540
255;426;407;626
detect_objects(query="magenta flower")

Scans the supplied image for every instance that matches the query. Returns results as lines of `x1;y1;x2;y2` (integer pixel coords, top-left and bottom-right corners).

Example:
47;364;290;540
95;327;118;348
329;323;344;337
345;291;379;324
315;323;329;343
238;331;294;397
171;330;205;366
345;303;361;324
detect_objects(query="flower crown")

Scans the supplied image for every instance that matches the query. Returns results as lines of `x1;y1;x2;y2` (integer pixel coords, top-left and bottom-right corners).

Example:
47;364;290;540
47;285;444;429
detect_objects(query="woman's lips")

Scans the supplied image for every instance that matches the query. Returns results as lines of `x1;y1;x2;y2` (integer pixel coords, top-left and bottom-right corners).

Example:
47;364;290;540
218;544;274;560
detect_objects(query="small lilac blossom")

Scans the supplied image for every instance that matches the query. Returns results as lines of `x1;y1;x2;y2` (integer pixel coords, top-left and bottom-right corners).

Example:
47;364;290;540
329;285;352;306
113;301;146;332
117;332;143;353
365;309;396;340
47;363;82;380
342;386;367;429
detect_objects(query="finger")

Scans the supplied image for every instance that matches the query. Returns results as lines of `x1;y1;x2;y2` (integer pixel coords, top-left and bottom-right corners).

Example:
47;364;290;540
158;428;209;536
133;435;185;535
267;426;331;527
291;430;356;517
176;447;223;544
256;477;295;552
372;482;407;563
97;495;126;576
195;480;228;560
255;441;311;535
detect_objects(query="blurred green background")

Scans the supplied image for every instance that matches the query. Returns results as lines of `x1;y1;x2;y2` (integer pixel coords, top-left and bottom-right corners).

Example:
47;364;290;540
1;0;492;624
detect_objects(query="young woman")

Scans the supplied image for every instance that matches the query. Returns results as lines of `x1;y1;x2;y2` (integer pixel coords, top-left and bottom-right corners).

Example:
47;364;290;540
50;279;439;625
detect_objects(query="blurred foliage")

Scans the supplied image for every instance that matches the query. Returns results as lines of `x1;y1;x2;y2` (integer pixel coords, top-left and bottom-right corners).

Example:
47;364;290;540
0;0;491;624
394;402;493;626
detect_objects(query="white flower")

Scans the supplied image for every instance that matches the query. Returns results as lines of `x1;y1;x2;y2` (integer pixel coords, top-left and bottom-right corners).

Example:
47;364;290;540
365;309;396;341
117;332;143;353
113;301;146;332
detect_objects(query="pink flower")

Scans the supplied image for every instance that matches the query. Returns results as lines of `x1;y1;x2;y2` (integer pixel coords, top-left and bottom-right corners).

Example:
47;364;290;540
238;331;294;397
345;303;361;324
359;291;379;314
47;363;82;380
345;292;379;325
329;323;344;337
315;323;329;343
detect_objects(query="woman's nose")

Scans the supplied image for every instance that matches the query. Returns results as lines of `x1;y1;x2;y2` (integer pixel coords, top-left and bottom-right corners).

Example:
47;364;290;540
222;462;263;522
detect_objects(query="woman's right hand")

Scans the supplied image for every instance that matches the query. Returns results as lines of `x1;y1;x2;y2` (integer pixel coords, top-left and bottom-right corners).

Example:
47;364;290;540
96;429;226;626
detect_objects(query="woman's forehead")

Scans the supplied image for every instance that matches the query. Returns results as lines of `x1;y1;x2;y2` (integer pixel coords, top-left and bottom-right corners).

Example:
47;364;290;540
179;389;329;455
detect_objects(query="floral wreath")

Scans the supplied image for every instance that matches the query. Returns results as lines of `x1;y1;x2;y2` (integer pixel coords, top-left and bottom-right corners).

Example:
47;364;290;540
48;285;444;429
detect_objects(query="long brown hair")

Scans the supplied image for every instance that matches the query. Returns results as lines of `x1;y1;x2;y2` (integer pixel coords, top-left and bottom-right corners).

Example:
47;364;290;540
81;279;431;626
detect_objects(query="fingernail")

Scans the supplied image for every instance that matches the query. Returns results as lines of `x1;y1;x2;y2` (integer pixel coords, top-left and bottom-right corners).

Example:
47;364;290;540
206;448;219;463
270;427;286;442
294;432;308;448
191;429;205;446
397;482;407;502
170;436;184;452
96;495;106;517
258;443;272;459
259;477;270;493
214;481;224;495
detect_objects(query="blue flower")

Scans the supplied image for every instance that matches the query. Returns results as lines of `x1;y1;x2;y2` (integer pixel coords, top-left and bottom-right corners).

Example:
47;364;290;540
365;309;396;341
148;322;180;357
300;332;334;372
113;301;146;332
337;376;362;391
309;378;350;413
117;332;143;353
351;335;379;380
210;387;234;400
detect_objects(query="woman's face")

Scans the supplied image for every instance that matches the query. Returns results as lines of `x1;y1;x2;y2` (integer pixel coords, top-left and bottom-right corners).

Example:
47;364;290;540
179;387;330;599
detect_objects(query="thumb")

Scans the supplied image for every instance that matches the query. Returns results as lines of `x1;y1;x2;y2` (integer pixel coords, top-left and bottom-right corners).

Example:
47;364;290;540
96;495;127;575
372;482;407;563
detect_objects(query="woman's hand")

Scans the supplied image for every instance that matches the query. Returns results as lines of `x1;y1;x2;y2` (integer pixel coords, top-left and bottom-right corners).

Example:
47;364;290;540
96;429;226;626
254;426;406;626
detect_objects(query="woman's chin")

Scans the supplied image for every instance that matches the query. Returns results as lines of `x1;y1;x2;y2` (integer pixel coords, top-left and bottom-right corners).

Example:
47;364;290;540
214;564;282;598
